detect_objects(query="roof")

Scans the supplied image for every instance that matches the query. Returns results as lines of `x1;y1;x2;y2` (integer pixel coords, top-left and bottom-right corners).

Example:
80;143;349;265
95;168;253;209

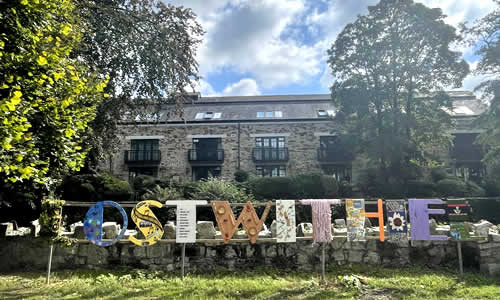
127;91;486;123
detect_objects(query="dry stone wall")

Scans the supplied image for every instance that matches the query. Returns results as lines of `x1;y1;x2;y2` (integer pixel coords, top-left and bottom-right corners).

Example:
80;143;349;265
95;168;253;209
1;222;499;277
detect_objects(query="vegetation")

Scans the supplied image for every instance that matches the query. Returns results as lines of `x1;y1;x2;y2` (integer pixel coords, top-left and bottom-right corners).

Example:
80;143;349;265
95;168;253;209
0;0;107;187
189;177;254;203
74;0;204;166
0;266;499;299
462;1;500;168
328;0;469;189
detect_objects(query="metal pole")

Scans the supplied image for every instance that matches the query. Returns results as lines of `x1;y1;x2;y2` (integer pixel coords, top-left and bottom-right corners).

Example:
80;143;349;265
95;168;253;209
457;241;464;278
46;244;54;284
321;243;326;284
181;243;186;280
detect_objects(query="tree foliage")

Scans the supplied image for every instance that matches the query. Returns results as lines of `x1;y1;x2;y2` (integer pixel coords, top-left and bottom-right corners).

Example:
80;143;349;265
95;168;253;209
463;1;500;167
75;0;204;166
0;0;107;188
327;0;469;184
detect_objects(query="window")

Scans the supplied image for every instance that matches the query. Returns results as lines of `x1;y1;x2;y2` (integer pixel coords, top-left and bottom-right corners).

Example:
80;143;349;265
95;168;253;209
128;167;158;180
255;137;285;148
129;139;160;161
256;165;286;177
323;165;351;182
256;111;283;118
192;166;221;181
318;110;335;117
195;112;221;119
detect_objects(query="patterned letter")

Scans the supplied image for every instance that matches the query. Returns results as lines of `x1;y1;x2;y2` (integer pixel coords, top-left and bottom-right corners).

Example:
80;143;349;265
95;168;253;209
129;200;164;246
345;199;366;241
386;200;408;241
276;200;296;243
83;201;128;247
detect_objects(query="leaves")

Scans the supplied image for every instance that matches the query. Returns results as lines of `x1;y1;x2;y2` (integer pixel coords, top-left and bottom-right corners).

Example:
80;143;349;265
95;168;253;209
0;0;107;188
327;0;469;184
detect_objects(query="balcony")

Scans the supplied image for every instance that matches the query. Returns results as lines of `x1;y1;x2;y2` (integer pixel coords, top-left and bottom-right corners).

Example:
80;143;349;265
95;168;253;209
188;149;224;164
124;150;161;164
252;148;289;162
317;148;354;163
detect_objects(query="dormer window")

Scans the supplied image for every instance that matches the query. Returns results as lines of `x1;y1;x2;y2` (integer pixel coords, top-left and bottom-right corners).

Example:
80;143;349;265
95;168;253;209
256;111;283;118
195;112;221;120
318;110;335;117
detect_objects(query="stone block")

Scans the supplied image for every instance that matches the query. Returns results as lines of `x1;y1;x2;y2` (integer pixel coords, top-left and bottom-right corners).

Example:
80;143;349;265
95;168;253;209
0;222;13;237
335;219;346;227
348;250;364;263
146;244;164;258
473;220;494;237
480;263;500;276
30;220;40;237
364;251;380;264
86;245;109;265
73;224;86;239
489;232;500;243
270;220;277;237
429;219;438;235
102;222;119;239
197;221;216;239
332;250;345;262
163;222;176;239
296;223;313;237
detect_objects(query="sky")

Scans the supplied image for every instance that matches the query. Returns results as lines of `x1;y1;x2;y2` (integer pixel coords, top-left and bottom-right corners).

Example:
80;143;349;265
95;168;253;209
166;0;497;97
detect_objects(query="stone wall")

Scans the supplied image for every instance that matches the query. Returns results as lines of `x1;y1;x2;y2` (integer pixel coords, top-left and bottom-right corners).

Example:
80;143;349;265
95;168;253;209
100;121;337;182
1;231;499;277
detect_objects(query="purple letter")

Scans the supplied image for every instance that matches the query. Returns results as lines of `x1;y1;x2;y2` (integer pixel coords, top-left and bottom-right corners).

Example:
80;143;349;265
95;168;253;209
408;199;448;241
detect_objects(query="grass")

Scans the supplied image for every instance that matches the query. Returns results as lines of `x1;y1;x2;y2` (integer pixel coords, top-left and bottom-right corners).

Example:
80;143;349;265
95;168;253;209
0;266;499;299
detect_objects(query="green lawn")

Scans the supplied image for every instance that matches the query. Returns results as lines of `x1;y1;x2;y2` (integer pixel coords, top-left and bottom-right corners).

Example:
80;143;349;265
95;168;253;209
0;266;499;299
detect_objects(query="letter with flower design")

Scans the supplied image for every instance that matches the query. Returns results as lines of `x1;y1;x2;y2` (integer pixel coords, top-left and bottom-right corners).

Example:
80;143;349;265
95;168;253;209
386;200;408;241
276;200;296;243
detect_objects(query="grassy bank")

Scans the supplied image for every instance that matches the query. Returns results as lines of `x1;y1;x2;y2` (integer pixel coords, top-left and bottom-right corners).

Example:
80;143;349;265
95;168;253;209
0;266;499;299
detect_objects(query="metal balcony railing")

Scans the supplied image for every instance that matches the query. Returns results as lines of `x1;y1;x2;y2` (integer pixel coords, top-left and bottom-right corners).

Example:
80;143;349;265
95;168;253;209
188;149;224;162
317;149;354;162
252;147;289;162
124;150;161;163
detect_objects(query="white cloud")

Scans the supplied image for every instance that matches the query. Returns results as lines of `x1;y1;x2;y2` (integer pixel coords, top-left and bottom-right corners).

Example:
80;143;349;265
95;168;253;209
188;79;218;97
222;78;261;96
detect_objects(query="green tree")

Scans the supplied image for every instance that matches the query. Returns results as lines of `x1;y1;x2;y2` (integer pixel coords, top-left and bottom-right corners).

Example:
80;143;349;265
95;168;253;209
327;0;469;190
0;0;107;188
74;0;204;167
463;1;500;167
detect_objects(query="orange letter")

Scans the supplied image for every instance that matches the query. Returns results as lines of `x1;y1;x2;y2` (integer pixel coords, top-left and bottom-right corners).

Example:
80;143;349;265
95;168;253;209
365;199;385;242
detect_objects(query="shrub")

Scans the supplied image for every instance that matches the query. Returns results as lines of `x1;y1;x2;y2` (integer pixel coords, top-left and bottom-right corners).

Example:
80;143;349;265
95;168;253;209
430;167;449;182
142;185;182;201
234;170;249;182
406;180;435;197
190;177;254;203
293;173;339;199
247;177;299;200
484;177;500;196
435;178;468;197
465;180;486;197
101;173;133;201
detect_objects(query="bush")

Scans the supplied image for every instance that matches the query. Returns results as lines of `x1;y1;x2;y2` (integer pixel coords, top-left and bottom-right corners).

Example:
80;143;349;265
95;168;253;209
132;175;157;197
234;170;249;182
247;177;299;200
189;177;254;203
435;178;468;197
293;173;339;199
430;167;450;182
101;173;133;201
142;185;182;201
484;177;500;196
406;180;435;197
465;180;486;197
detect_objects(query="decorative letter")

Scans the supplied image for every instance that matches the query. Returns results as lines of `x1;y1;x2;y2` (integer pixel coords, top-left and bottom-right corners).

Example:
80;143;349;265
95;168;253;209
408;199;448;241
212;201;271;243
129;200;164;246
300;199;341;243
447;199;472;241
83;201;128;247
365;199;385;241
386;199;408;241
276;200;296;243
167;200;207;243
345;199;366;241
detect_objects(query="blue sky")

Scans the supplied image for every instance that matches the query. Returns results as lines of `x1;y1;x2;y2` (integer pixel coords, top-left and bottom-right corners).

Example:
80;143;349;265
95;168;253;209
167;0;497;97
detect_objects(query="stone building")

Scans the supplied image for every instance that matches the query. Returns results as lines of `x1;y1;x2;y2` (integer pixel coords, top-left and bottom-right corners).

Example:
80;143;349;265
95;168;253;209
100;91;486;183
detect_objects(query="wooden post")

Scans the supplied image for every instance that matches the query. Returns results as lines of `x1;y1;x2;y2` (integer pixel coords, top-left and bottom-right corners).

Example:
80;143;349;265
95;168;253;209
457;241;464;278
46;244;54;284
321;243;326;284
181;243;186;280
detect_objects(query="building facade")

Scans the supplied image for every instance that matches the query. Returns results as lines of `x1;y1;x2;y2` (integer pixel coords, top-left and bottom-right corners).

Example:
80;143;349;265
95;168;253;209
100;92;486;183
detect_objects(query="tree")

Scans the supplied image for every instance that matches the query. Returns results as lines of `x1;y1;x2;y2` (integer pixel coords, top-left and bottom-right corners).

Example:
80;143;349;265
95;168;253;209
327;0;469;191
462;1;500;167
0;0;107;188
74;0;204;167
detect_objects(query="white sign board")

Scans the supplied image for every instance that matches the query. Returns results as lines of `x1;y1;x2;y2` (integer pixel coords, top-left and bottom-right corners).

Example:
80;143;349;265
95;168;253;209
166;201;207;243
276;200;296;243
